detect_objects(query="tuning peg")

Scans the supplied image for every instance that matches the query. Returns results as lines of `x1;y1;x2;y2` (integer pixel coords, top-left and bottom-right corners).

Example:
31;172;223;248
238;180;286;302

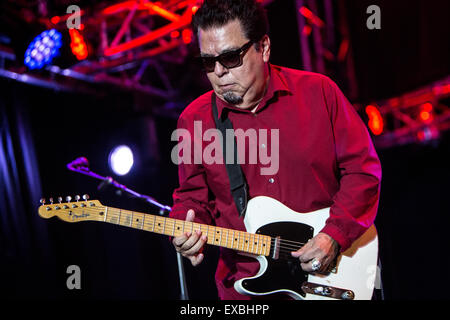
82;194;89;201
75;195;80;202
58;197;62;204
66;196;72;202
49;197;54;204
40;198;46;205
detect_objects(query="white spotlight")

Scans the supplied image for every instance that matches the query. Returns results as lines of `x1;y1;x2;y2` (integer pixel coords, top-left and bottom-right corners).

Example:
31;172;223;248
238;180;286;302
109;145;134;176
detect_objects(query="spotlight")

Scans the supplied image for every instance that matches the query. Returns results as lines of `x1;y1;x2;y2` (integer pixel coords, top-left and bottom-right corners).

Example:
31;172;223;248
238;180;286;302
365;105;384;136
69;29;88;60
109;145;134;176
24;29;62;70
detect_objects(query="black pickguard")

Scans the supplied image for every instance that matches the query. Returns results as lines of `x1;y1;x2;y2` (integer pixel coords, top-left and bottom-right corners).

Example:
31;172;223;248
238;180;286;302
241;221;314;298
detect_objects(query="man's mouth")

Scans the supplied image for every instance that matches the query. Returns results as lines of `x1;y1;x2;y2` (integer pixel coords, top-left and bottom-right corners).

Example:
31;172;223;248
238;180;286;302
219;84;235;90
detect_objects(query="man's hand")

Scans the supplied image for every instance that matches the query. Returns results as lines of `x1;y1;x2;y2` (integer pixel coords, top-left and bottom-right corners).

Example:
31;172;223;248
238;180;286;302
172;209;208;266
291;232;339;273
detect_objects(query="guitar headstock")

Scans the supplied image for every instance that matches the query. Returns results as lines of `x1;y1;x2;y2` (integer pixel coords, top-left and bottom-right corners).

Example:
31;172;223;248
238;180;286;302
38;195;106;223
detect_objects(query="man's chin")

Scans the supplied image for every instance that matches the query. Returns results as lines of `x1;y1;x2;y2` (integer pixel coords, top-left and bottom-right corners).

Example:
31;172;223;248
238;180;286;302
222;91;243;105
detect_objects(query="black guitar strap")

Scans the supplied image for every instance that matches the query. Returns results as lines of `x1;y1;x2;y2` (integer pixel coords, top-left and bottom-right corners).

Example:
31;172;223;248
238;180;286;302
211;92;248;218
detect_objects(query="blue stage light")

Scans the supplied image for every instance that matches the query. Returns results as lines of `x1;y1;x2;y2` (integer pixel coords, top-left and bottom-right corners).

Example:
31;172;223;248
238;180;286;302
24;29;62;70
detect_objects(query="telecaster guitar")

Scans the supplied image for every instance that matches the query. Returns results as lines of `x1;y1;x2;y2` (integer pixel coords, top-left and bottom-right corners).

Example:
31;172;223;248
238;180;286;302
38;195;378;300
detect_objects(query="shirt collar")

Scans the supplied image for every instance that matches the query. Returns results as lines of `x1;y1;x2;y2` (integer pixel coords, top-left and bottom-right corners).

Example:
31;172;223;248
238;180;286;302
215;64;292;119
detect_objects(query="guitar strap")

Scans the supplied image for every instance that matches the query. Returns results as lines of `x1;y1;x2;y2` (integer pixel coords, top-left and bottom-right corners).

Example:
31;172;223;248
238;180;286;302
211;92;248;218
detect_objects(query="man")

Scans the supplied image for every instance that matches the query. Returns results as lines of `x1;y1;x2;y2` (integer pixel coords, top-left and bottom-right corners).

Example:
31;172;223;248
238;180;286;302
170;0;381;300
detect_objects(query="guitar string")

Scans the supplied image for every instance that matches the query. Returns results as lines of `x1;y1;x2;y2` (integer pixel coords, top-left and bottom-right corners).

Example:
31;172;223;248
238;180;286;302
46;205;275;252
44;204;309;252
43;204;309;252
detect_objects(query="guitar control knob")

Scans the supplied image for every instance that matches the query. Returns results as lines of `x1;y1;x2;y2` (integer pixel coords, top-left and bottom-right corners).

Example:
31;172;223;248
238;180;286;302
341;290;355;300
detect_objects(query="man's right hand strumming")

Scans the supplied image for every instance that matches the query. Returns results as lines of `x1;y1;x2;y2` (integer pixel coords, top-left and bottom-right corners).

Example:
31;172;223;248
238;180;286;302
172;209;208;266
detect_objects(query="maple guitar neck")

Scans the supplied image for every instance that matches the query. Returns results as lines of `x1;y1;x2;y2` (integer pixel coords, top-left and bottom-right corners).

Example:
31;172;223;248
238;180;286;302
38;200;272;257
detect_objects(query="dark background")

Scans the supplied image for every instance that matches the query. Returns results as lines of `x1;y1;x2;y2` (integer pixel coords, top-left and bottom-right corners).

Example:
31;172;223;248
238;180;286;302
1;0;450;301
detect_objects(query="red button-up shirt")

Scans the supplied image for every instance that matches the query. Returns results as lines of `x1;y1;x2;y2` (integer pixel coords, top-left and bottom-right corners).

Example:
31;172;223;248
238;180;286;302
170;64;381;300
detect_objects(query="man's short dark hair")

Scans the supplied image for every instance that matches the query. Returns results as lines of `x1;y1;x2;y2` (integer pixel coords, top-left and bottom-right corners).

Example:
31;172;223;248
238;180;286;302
192;0;269;44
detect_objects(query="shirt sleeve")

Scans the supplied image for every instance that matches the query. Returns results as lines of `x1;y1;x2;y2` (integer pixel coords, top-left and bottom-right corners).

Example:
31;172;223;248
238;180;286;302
319;77;382;252
170;114;215;226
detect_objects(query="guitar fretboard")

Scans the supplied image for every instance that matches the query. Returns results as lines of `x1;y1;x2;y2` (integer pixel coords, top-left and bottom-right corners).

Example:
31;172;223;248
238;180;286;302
99;206;272;256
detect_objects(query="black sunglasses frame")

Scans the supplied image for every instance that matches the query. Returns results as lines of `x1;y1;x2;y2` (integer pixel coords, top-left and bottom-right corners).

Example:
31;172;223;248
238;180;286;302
199;40;254;73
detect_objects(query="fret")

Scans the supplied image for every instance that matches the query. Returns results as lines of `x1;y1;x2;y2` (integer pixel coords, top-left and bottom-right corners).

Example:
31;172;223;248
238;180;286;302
256;235;262;255
118;209;122;225
172;218;176;236
250;233;255;254
104;206;108;222
109;209;118;224
174;220;184;237
162;217;166;234
130;211;134;227
152;215;156;232
124;211;132;226
154;216;164;234
245;232;250;253
225;229;229;248
213;227;220;246
141;212;145;229
200;224;208;238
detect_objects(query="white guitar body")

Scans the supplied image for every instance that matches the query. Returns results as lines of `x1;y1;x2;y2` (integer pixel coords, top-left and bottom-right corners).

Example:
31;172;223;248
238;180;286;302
234;196;378;300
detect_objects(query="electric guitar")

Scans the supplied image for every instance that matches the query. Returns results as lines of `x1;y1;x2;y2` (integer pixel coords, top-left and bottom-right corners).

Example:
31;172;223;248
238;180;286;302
38;195;378;300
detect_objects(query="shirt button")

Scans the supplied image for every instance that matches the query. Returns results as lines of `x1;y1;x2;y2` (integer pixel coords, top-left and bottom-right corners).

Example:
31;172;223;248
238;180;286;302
268;178;275;183
261;143;266;149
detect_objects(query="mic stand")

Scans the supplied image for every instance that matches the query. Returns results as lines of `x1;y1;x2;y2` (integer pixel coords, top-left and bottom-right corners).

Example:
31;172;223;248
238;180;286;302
67;159;189;300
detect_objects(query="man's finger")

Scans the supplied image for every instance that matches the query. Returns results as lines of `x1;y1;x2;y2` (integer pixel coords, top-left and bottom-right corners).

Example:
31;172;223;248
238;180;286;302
172;231;191;248
190;253;204;267
180;230;201;252
186;209;195;222
184;233;207;256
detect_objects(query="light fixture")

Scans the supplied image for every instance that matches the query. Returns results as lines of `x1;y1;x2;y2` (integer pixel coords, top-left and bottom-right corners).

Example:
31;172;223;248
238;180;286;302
108;145;134;176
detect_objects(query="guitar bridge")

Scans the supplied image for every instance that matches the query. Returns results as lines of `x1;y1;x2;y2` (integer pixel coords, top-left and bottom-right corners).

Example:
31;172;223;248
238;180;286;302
301;282;355;300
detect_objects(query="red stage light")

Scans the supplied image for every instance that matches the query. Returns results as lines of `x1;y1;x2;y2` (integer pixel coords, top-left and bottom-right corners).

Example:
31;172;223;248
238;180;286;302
182;29;192;44
69;29;88;60
419;103;434;123
365;105;384;135
50;16;61;24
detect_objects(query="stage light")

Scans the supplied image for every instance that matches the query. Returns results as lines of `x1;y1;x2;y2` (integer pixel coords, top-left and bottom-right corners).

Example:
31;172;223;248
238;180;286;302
365;105;384;135
69;29;88;60
109;145;134;176
24;29;62;70
182;29;193;44
419;102;434;123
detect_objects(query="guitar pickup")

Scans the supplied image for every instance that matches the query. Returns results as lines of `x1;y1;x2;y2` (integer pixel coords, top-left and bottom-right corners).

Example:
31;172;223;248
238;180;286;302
301;282;355;300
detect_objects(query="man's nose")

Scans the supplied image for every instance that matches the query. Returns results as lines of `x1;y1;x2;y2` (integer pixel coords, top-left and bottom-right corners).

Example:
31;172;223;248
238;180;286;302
214;61;228;77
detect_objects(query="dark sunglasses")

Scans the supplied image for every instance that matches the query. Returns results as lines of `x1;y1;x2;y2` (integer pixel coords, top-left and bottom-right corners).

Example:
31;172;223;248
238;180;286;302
199;40;254;73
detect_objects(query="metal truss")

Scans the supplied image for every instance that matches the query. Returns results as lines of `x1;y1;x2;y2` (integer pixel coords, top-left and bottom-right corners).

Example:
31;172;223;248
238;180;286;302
362;76;450;149
0;0;276;102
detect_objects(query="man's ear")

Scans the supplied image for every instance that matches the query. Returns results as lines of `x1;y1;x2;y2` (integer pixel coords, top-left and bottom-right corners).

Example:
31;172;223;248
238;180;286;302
261;35;271;63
